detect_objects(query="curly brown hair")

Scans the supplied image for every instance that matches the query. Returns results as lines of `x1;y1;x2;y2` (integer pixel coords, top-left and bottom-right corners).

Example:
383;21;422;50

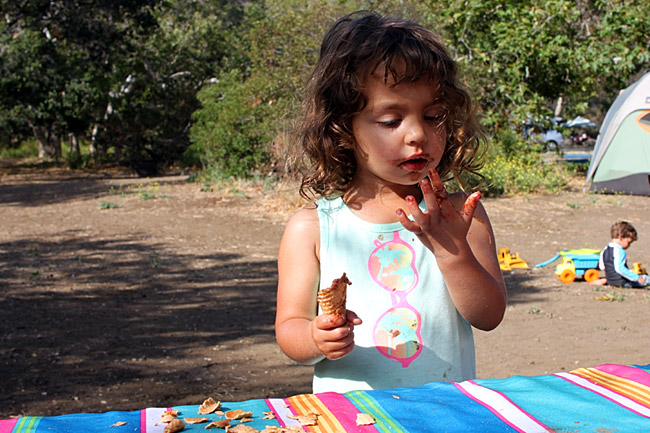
296;10;486;200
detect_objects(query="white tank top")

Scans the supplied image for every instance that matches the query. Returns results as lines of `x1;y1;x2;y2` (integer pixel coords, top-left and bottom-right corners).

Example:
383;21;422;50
313;196;475;393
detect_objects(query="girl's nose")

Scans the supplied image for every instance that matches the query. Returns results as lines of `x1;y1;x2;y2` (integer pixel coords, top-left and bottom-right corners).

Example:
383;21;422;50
405;119;426;146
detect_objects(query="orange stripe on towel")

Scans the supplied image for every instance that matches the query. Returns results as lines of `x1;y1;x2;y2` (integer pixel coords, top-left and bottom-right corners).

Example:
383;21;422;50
287;394;346;433
571;367;650;408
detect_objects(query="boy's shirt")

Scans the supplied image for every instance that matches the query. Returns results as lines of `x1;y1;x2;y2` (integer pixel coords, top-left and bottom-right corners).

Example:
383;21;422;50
598;242;639;285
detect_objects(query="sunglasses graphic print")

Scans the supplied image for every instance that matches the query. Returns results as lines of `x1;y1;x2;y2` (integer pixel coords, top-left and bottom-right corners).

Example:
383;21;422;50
368;230;422;367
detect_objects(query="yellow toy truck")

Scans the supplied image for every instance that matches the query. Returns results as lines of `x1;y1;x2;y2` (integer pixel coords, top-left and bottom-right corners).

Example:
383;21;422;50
498;248;529;271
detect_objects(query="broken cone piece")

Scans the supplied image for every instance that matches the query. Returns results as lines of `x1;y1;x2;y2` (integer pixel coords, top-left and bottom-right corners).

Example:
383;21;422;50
163;418;185;433
317;273;351;316
198;397;221;415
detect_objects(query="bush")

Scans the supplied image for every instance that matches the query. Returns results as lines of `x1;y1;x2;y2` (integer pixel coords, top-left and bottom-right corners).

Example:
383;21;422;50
187;70;271;178
477;129;571;196
0;139;39;159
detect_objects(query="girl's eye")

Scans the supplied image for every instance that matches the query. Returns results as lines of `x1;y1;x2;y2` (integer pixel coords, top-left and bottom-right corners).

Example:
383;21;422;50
425;114;445;123
379;119;401;127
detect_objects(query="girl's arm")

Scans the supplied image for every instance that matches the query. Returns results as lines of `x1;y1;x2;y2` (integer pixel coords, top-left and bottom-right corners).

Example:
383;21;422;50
397;169;507;331
437;197;507;330
275;208;359;364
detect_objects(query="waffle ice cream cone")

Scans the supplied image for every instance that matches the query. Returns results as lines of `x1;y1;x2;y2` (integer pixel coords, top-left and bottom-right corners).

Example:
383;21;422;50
317;273;351;316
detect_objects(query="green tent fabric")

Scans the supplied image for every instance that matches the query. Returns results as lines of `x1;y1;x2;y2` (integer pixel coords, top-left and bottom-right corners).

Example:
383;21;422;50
586;72;650;195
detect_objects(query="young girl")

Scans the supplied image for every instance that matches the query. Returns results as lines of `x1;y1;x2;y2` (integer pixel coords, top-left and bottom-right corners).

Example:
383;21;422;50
275;11;507;393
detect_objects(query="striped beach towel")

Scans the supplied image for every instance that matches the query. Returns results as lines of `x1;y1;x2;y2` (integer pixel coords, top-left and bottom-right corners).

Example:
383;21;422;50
2;363;649;432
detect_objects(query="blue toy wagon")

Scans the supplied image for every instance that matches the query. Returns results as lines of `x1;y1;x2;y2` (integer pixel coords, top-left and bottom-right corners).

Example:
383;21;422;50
535;249;601;283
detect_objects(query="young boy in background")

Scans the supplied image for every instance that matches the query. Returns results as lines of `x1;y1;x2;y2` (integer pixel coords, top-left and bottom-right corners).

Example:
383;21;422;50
592;221;648;288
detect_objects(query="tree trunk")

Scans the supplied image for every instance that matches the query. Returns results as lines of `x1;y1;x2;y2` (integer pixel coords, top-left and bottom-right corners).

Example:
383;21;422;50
554;97;563;118
68;133;80;155
90;100;115;157
33;125;62;159
89;124;99;156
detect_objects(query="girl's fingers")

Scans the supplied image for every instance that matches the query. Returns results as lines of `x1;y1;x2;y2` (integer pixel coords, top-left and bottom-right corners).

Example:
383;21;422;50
405;194;431;230
314;314;346;331
396;207;420;232
426;168;456;217
345;309;363;325
398;168;483;234
326;339;355;359
460;191;481;223
418;177;440;215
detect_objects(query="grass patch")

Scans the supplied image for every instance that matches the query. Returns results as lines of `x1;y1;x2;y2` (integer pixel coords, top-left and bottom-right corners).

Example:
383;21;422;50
98;200;121;210
527;306;542;315
0;139;39;159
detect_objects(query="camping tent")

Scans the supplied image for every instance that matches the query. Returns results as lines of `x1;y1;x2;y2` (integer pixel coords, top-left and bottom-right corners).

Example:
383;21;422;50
585;72;650;195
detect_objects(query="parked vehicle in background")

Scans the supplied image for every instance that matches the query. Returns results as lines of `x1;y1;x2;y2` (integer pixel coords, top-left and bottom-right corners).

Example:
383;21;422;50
563;116;599;147
522;117;567;151
540;129;565;150
523;115;599;151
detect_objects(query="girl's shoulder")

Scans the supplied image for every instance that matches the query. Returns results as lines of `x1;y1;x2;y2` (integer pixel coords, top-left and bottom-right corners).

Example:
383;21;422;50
280;205;321;261
288;204;319;223
448;191;468;208
284;205;319;237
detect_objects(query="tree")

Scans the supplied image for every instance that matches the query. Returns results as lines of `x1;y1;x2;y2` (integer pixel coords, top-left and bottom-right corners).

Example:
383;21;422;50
186;0;361;176
91;0;251;169
426;0;650;130
0;0;249;166
0;0;159;158
2;0;648;173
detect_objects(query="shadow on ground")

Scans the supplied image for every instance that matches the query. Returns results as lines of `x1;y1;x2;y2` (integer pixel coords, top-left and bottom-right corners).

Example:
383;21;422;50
0;233;311;417
502;271;556;305
0;174;187;207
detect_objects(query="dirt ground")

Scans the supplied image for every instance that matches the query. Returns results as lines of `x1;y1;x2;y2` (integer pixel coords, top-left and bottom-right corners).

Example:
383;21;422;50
1;163;649;419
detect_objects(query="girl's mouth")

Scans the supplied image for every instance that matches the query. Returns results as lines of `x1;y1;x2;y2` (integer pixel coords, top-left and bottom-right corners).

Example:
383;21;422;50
399;157;429;172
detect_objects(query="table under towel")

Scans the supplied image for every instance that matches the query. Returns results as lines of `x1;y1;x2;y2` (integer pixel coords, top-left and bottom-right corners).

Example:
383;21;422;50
2;363;649;432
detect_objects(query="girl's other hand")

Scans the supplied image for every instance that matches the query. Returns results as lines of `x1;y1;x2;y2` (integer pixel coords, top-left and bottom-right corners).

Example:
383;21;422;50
396;167;480;260
311;310;362;360
396;168;506;331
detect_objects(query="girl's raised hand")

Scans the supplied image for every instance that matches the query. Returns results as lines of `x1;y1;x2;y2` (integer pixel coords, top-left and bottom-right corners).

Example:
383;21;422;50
396;168;481;260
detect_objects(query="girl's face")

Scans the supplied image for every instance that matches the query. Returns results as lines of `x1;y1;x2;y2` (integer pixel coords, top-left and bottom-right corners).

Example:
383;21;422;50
351;72;447;194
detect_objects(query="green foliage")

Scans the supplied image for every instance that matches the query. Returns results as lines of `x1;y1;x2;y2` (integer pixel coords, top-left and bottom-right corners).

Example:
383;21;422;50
1;0;649;192
187;0;367;177
477;130;571;196
0;0;248;166
87;0;242;166
0;2;139;157
0;139;39;159
430;0;650;128
188;70;271;177
98;201;121;210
